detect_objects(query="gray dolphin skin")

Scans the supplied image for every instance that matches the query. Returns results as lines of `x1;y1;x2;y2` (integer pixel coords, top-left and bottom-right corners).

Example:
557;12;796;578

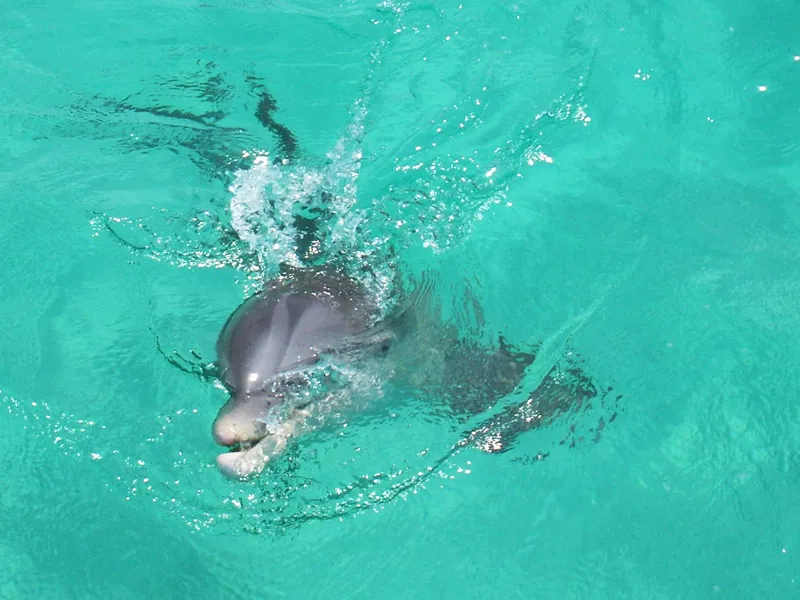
211;266;392;479
210;264;612;480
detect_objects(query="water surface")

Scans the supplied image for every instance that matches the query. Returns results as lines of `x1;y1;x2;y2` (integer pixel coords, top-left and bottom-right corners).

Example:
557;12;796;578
2;0;799;597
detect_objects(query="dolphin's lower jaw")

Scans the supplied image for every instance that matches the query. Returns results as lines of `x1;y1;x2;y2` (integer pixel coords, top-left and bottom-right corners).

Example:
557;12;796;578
216;443;269;480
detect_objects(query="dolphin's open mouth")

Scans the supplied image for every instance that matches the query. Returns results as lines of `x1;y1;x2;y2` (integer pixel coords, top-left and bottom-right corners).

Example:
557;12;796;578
226;439;259;453
215;402;314;480
216;427;296;480
212;373;320;478
212;406;274;479
216;434;269;480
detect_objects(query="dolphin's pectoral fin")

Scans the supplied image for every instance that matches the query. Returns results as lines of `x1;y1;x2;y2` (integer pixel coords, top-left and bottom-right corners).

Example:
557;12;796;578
466;355;616;456
155;336;218;382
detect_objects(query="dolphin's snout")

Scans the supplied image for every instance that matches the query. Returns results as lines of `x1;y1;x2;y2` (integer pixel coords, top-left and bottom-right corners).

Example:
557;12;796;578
212;417;242;446
212;413;268;446
212;394;270;446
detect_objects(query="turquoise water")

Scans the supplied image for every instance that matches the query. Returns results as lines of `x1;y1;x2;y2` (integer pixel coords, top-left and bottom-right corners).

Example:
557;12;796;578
2;0;800;596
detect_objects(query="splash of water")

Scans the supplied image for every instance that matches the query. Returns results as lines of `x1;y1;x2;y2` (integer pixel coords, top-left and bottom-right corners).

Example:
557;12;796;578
227;97;398;310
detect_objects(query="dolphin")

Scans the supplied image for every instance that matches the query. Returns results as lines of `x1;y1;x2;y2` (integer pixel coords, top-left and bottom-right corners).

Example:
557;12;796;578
209;263;611;480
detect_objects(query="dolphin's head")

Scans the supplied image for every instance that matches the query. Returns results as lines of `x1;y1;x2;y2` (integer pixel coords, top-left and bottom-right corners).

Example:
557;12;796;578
210;268;380;479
